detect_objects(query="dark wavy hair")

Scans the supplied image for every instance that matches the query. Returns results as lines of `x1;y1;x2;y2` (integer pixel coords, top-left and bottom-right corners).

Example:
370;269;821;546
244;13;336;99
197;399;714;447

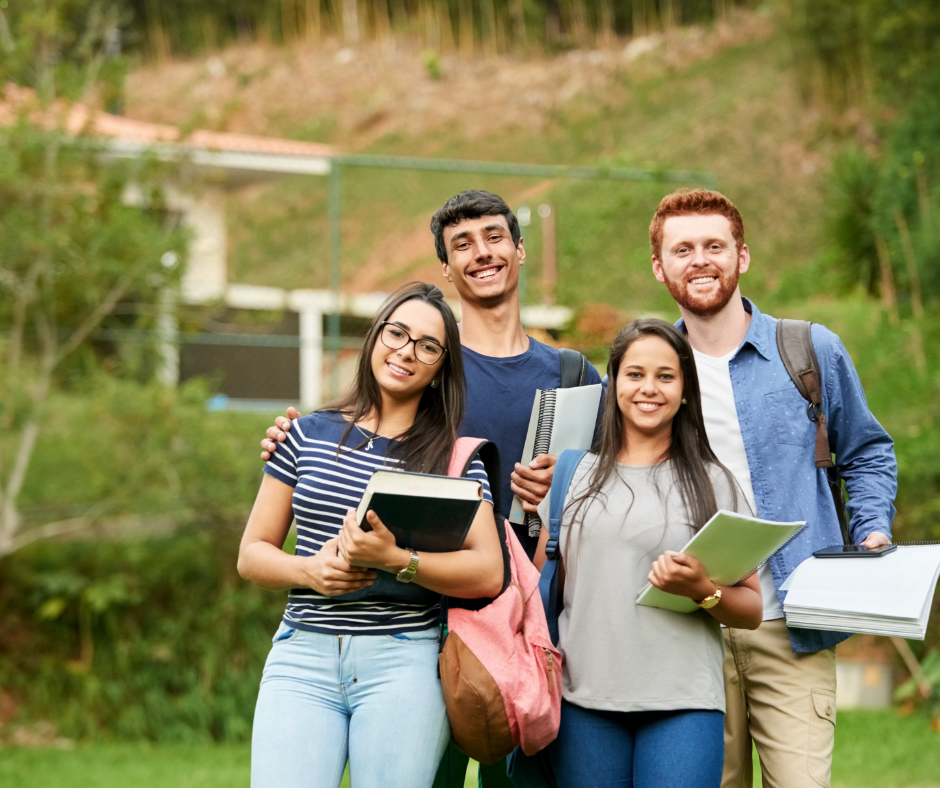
320;282;465;475
430;190;522;263
564;318;740;549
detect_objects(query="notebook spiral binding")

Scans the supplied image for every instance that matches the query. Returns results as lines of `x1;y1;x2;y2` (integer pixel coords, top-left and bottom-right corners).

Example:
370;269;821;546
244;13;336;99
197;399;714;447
738;522;808;582
525;390;558;538
896;540;940;547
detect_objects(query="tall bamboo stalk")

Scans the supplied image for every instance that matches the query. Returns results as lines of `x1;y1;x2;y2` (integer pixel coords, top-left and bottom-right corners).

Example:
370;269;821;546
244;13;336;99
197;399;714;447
481;0;498;57
875;235;900;327
509;0;527;47
374;0;391;42
459;0;474;58
895;209;924;320
342;0;360;44
281;0;297;41
304;0;321;42
598;0;615;47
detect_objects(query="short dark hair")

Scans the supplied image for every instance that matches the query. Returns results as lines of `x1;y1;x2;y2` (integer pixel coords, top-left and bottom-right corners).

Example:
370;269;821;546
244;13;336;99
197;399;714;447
430;190;522;263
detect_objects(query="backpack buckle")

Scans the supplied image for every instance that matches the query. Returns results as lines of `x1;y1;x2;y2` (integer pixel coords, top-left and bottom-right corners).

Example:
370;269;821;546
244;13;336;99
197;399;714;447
807;401;821;422
545;538;559;560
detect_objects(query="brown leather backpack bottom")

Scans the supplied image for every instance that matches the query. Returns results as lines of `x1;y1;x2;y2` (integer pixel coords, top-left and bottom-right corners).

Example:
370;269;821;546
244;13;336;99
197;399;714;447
439;632;514;764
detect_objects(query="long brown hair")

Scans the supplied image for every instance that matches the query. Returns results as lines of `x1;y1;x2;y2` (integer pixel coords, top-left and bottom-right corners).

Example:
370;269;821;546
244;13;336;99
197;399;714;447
564;318;740;544
321;282;465;475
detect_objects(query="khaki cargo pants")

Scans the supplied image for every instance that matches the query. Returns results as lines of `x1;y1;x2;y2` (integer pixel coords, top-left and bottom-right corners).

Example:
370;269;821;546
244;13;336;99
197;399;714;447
721;618;837;788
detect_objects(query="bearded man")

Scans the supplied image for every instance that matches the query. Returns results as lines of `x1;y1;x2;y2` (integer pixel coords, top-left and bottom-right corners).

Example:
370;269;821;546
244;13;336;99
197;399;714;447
649;189;896;788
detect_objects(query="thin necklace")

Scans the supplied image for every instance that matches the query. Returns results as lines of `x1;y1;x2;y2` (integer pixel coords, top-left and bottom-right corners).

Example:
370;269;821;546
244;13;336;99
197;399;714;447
355;422;376;451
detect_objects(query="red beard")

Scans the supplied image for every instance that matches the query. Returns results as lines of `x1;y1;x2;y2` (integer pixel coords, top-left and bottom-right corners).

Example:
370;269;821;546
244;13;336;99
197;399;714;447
663;267;740;317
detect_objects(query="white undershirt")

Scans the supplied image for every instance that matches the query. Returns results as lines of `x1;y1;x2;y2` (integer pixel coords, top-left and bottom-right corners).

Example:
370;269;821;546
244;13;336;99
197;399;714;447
692;348;784;621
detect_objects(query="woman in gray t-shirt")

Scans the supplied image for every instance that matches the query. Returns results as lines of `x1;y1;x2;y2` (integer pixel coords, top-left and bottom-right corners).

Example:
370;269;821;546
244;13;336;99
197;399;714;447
535;318;762;788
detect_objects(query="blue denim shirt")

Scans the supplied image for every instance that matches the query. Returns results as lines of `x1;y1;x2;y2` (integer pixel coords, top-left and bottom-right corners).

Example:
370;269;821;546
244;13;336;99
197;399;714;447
678;298;897;653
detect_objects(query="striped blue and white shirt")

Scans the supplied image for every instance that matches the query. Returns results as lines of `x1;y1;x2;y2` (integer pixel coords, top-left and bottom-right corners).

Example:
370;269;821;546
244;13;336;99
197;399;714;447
264;411;493;636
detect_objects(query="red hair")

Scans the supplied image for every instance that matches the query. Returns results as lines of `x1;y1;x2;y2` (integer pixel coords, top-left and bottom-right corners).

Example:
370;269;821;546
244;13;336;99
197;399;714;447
649;189;745;259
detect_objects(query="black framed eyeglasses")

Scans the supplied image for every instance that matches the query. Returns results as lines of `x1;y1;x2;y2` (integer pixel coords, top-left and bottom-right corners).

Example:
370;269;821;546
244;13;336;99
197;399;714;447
379;322;447;365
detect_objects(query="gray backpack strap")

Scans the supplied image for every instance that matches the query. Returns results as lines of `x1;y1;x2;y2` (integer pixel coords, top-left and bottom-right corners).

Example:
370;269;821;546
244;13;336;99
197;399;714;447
775;319;832;470
558;347;588;388
776;319;852;546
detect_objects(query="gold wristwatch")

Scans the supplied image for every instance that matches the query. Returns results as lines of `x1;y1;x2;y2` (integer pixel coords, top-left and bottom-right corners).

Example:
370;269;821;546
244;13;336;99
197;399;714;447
396;549;419;583
696;585;722;609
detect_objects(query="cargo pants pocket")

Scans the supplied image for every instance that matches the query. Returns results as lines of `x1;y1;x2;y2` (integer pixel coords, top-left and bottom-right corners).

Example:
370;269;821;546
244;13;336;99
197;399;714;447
808;688;836;787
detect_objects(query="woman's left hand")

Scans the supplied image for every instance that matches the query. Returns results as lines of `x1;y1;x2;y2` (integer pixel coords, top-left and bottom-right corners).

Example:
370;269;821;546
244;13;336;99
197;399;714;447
339;508;407;572
648;551;715;601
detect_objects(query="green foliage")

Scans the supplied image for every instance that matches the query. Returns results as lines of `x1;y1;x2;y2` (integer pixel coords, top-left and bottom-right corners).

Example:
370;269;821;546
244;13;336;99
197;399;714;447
0;0;128;103
824;147;881;296
895;649;940;724
0;534;284;742
0;0;187;555
422;49;443;80
821;77;940;310
17;374;271;527
1;376;279;742
780;0;940;108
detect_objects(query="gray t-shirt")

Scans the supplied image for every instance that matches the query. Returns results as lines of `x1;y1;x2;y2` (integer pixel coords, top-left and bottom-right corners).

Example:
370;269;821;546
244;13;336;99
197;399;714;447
537;455;740;713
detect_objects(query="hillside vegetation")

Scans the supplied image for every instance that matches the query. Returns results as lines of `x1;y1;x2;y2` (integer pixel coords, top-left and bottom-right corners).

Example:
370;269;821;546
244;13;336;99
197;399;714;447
126;10;823;314
3;2;940;746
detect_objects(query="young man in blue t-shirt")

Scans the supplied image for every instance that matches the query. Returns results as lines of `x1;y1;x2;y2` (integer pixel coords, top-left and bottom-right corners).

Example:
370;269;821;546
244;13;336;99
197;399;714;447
260;190;602;787
262;190;601;555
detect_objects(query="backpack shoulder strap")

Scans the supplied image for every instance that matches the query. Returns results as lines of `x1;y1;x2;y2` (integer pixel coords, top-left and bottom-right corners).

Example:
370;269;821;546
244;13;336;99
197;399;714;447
448;437;503;513
558;347;588;388
546;449;587;559
539;449;586;647
446;438;510;606
775;319;832;469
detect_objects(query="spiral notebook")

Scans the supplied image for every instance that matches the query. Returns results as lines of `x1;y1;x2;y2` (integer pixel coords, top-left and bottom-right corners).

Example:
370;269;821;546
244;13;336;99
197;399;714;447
508;383;603;534
781;543;940;639
635;510;806;613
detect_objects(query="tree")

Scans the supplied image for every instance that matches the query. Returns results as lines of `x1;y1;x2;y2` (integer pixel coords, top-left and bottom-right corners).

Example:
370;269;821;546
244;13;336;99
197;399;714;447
0;1;184;555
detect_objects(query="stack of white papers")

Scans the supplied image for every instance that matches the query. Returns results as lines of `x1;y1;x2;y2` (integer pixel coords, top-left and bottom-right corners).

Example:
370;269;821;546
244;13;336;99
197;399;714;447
781;545;940;639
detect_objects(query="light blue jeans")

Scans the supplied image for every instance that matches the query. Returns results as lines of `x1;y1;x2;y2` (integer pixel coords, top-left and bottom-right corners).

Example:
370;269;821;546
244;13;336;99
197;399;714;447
251;622;450;788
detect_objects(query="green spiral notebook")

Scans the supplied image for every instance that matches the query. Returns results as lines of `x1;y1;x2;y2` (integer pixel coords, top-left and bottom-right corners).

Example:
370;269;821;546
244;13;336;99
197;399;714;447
635;510;805;613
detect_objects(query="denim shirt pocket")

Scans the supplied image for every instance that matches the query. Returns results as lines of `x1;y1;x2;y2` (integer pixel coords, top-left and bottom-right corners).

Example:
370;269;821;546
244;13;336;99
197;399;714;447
764;388;815;447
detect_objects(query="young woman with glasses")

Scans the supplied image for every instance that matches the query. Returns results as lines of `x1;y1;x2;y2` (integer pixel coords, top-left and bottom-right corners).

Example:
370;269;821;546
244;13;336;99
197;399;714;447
238;282;503;788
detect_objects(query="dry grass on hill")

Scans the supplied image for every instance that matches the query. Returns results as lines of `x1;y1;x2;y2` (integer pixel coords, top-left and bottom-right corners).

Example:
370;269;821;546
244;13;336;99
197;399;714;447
126;12;773;153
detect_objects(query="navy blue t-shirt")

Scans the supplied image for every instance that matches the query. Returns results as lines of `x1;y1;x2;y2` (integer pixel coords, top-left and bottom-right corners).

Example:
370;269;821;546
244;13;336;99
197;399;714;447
459;337;602;520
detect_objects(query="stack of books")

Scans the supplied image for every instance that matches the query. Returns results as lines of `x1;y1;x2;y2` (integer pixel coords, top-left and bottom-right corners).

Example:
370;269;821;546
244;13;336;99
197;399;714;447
781;544;940;639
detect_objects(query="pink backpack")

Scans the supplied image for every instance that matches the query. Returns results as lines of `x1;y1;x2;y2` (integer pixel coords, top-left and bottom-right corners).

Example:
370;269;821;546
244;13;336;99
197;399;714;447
438;437;562;764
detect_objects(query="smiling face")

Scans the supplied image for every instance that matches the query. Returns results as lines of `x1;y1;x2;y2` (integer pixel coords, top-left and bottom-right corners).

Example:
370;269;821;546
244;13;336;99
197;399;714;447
441;214;524;306
370;299;446;404
652;213;749;318
616;335;684;442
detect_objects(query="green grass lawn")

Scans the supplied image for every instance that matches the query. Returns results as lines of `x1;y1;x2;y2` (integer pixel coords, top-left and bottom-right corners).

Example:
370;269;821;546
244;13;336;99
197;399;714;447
0;710;935;788
0;743;479;788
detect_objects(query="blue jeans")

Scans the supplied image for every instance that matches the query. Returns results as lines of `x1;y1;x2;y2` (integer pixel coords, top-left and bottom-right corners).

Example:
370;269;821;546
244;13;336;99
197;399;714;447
548;699;724;788
251;622;450;788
